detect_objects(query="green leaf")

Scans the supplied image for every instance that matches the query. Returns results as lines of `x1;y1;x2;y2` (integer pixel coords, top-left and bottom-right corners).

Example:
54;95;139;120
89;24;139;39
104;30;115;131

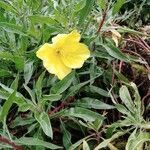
83;140;90;150
14;56;24;71
28;15;57;25
65;75;100;99
0;69;12;77
0;1;18;14
119;85;134;112
118;27;148;36
115;104;130;115
24;61;34;85
74;0;86;12
126;130;150;150
10;74;19;90
97;0;106;10
0;82;26;102
15;137;62;149
63;107;104;122
24;84;36;105
89;85;110;97
0;51;14;61
0;91;16;121
94;132;124;150
114;70;130;83
10;116;35;128
112;0;125;15
74;98;114;109
61;120;72;149
92;51;114;60
0;90;9;100
0;143;12;149
35;71;45;100
130;83;141;105
0;82;14;93
89;59;104;83
18;103;34;112
78;0;95;25
101;43;129;62
39;94;62;106
34;112;53;139
69;135;92;150
0;22;27;36
51;71;75;94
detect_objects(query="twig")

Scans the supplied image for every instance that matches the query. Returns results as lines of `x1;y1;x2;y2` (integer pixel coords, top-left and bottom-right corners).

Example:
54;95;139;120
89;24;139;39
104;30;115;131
119;61;124;73
125;38;150;52
122;49;150;69
0;136;23;150
48;96;75;115
137;36;150;51
97;9;107;33
142;90;150;102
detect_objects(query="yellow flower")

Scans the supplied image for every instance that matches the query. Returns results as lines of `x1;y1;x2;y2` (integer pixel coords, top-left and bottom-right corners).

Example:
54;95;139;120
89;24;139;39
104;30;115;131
36;30;90;80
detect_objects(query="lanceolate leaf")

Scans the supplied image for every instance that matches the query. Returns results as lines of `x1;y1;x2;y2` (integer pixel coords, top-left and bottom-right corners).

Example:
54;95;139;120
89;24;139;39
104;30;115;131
65;75;100;99
83;140;90;150
0;51;14;61
78;0;95;25
126;130;150;150
51;71;75;94
89;85;110;97
24;61;34;85
74;0;86;12
94;132;124;150
0;22;27;36
97;0;106;10
101;43;129;62
35;71;45;100
74;98;114;109
0;1;18;14
112;0;125;15
63;107;104;122
28;15;57;25
69;135;91;150
15;137;62;149
61;120;72;149
0;91;16;122
34;112;53;139
119;85;134;112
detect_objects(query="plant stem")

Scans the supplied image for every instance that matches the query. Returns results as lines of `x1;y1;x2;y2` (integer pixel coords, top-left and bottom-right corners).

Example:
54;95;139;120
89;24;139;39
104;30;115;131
0;135;23;150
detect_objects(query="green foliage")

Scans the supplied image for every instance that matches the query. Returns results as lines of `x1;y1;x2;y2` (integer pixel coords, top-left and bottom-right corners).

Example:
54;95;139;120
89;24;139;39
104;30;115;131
0;0;149;149
112;0;125;15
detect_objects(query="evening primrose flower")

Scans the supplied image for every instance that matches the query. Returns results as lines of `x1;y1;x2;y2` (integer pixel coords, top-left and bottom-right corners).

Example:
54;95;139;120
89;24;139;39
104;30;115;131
36;30;90;80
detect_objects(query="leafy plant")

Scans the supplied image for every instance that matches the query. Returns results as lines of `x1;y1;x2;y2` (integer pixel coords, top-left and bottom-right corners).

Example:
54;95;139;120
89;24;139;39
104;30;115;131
0;0;149;149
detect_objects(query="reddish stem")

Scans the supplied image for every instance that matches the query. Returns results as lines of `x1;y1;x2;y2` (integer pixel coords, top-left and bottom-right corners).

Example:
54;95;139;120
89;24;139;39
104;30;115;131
119;61;124;73
0;136;23;150
125;38;150;52
137;36;150;51
48;96;75;115
97;9;107;33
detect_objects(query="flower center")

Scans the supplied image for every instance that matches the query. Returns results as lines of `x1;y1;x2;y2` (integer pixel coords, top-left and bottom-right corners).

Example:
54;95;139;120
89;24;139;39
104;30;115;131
56;49;61;55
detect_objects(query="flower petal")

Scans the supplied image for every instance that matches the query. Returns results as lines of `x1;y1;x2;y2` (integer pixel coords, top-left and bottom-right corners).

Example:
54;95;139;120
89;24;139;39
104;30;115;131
52;34;67;47
43;58;71;80
67;30;80;42
36;43;54;60
36;43;71;80
52;30;80;47
60;43;90;68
